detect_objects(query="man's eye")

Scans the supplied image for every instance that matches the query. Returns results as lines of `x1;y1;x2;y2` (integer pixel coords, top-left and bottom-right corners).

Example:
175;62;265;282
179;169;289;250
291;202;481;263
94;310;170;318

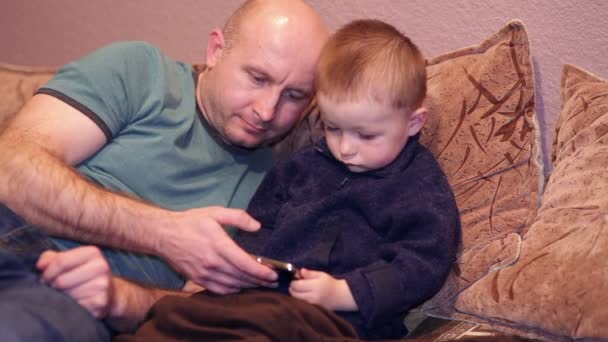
283;90;307;101
250;73;266;84
324;126;339;132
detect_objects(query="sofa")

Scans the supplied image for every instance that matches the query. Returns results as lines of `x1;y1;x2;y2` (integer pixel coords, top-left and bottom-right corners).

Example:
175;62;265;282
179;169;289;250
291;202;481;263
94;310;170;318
1;20;607;342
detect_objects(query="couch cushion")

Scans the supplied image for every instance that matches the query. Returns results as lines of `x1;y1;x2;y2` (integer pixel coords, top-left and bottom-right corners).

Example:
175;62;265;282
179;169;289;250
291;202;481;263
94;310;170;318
0;63;55;126
419;20;543;314
453;64;608;340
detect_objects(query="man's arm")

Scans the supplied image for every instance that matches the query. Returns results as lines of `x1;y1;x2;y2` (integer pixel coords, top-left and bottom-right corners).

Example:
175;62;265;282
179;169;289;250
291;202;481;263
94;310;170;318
0;94;277;292
108;277;189;332
36;246;189;332
0;94;170;254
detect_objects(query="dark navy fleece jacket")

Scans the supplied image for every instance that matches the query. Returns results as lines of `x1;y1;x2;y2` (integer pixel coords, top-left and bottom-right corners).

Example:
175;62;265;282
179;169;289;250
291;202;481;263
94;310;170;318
235;135;461;340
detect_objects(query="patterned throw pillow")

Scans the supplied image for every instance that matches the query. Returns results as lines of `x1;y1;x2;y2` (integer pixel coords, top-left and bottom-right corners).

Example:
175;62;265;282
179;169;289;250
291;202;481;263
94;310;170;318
453;64;608;341
419;20;543;315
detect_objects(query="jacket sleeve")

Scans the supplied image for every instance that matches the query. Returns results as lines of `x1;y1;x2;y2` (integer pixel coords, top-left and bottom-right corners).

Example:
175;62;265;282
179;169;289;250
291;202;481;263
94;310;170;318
342;175;461;329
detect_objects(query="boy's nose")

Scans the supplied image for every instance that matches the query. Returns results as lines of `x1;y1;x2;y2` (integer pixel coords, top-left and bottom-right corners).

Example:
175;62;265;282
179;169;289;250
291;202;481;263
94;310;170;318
339;137;356;159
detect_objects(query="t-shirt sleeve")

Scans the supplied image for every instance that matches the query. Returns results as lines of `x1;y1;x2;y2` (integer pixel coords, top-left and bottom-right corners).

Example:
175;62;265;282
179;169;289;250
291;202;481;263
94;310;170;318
37;41;168;141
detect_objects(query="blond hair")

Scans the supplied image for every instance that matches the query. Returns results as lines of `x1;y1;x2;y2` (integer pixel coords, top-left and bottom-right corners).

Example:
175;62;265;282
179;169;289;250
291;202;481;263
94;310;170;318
317;19;426;110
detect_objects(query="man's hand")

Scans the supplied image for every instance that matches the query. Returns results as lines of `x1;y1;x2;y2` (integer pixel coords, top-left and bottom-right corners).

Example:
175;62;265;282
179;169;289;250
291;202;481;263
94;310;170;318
289;269;358;312
161;206;277;294
182;280;205;293
36;246;112;318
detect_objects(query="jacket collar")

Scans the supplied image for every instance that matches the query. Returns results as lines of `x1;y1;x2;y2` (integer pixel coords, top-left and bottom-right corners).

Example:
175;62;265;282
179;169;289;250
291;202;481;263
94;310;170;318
313;134;421;178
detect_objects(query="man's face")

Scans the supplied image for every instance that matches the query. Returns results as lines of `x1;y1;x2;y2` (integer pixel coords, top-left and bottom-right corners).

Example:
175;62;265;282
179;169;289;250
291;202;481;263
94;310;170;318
319;95;416;173
200;18;324;149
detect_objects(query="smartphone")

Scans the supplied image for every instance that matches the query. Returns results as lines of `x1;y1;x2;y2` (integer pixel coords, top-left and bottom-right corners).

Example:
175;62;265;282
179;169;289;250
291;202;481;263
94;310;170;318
254;255;300;279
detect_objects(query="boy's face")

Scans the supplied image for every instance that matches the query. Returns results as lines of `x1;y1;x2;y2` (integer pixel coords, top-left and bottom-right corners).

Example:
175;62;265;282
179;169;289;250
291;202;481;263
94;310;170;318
318;94;425;173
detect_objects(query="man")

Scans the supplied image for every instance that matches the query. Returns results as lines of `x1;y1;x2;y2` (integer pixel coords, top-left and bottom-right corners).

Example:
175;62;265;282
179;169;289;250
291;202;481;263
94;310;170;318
0;0;328;338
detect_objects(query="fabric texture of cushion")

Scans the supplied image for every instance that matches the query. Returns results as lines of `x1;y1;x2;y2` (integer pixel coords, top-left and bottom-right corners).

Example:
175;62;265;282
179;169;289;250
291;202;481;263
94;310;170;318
0;63;55;126
452;64;608;341
418;20;543;315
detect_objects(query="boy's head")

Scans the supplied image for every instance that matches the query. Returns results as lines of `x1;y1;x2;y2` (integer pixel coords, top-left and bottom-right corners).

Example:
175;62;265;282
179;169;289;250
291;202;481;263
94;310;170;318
316;19;428;173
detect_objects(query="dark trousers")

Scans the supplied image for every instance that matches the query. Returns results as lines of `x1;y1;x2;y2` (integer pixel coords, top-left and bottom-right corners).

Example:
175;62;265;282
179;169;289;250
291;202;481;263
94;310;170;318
0;204;110;342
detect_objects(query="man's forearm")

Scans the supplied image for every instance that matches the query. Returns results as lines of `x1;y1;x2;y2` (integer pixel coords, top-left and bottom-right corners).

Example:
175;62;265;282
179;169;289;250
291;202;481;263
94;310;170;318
108;277;190;333
0;139;169;255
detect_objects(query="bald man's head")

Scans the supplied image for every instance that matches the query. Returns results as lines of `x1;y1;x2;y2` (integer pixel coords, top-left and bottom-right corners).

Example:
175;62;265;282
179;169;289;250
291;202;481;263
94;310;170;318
222;0;327;54
197;0;328;148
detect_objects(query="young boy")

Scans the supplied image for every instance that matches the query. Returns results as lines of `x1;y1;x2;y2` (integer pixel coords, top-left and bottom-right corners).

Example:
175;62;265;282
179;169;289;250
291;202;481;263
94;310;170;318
43;19;461;341
234;19;461;339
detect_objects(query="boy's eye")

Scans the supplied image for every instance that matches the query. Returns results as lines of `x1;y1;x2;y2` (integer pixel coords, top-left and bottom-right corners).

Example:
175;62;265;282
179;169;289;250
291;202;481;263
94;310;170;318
324;125;339;132
359;133;377;140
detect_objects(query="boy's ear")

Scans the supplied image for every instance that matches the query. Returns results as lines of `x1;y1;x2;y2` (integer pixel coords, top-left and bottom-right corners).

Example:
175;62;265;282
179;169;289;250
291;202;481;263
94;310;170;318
407;107;428;136
205;28;225;68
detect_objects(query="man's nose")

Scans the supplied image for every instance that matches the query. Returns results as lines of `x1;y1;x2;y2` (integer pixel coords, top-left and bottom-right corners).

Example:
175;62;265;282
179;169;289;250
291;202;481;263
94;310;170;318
253;88;280;123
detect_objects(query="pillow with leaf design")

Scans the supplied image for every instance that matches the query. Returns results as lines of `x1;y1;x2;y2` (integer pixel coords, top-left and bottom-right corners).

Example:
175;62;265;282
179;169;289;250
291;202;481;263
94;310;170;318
453;64;608;341
420;19;543;315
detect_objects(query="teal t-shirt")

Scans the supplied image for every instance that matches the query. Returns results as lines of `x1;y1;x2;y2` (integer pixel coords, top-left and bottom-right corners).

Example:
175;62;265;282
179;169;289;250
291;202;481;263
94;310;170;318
37;42;274;288
39;41;273;212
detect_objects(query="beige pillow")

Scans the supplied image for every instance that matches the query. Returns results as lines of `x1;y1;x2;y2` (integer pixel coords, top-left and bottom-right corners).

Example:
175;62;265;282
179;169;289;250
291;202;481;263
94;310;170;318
420;20;543;315
453;64;608;340
0;63;55;126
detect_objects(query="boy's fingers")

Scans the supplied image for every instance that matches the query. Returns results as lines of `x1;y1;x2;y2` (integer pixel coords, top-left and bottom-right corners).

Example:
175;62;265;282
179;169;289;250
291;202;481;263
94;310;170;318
299;268;314;278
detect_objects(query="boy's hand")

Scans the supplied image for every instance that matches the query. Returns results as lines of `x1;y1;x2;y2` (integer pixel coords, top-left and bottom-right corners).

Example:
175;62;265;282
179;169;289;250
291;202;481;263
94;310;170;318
36;246;113;318
288;268;358;311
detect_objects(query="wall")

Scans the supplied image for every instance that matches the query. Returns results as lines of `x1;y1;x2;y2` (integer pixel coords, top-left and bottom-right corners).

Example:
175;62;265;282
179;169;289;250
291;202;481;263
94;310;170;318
1;0;607;171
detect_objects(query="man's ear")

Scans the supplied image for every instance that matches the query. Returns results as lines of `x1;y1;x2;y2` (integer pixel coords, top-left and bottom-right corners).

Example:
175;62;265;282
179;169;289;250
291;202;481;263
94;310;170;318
205;28;225;68
407;107;428;136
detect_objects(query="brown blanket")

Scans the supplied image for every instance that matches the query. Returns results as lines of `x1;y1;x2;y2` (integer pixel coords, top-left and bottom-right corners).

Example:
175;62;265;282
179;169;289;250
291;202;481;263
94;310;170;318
115;289;362;342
